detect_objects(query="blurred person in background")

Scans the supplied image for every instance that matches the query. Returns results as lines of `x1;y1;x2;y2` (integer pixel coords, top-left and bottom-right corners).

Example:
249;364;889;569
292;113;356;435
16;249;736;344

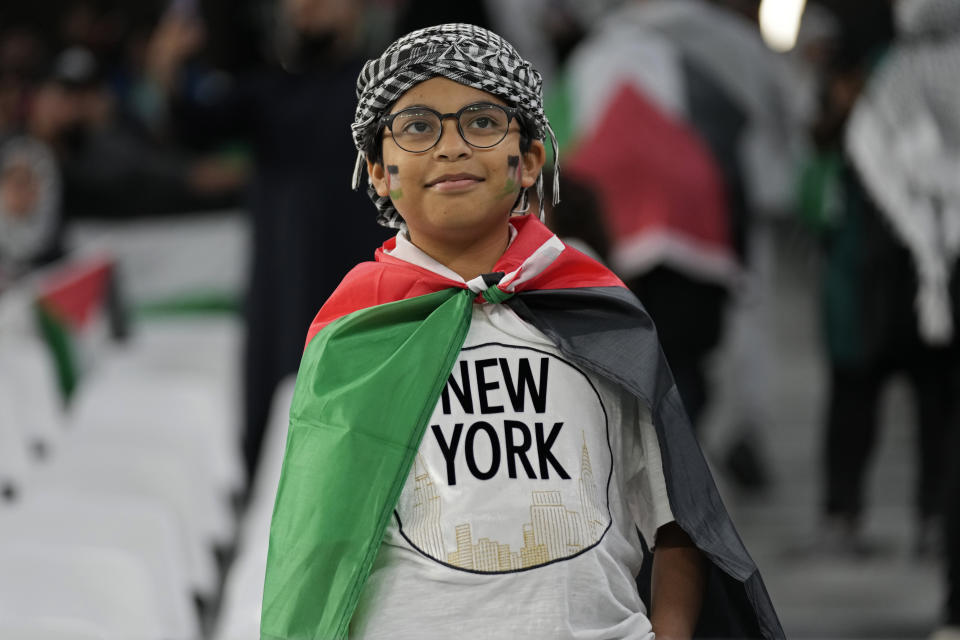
0;37;244;281
0;43;77;288
1;2;248;217
0;27;61;290
145;0;391;482
0;136;64;290
558;0;738;436
842;1;960;635
795;25;889;556
555;0;801;497
696;0;809;493
799;0;957;559
46;45;245;218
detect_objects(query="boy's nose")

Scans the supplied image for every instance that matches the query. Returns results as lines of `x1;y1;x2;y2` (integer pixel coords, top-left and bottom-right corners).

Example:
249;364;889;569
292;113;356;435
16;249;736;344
433;119;471;160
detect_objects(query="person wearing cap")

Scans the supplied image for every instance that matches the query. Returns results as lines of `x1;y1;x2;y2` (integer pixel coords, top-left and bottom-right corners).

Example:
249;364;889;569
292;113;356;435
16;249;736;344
262;23;782;640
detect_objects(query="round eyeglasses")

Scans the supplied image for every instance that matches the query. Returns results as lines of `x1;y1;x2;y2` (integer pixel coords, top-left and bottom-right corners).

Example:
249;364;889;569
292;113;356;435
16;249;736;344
379;102;521;153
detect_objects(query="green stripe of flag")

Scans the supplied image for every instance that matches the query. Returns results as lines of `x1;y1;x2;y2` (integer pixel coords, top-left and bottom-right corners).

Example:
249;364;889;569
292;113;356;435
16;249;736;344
262;287;473;639
33;302;78;402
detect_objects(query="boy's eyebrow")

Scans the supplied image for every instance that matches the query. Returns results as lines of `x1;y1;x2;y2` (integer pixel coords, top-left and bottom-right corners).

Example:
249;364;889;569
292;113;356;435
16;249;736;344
392;103;432;112
391;101;504;113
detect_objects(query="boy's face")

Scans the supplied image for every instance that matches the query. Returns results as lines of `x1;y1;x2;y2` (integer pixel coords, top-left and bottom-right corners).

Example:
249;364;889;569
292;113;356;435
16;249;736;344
368;77;546;253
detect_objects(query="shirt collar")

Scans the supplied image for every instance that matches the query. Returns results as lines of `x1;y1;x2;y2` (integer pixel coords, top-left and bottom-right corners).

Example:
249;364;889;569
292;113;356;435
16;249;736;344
384;225;519;288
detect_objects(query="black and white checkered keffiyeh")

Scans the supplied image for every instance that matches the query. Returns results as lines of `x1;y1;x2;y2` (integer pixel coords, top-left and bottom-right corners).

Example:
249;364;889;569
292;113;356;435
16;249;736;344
846;0;960;345
351;23;560;229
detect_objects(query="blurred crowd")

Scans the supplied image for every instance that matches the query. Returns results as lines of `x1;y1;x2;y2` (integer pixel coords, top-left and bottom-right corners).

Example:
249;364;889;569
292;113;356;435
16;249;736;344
1;0;958;637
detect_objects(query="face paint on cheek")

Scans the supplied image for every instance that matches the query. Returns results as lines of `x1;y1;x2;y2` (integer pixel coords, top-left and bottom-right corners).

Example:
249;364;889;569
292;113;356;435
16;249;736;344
497;155;522;198
387;165;403;200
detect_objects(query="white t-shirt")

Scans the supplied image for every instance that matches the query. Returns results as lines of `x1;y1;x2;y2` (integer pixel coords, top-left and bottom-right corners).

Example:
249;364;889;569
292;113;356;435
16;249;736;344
349;233;674;640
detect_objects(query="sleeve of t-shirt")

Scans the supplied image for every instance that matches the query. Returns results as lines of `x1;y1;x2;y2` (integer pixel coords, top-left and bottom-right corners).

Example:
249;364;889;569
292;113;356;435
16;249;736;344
622;395;675;549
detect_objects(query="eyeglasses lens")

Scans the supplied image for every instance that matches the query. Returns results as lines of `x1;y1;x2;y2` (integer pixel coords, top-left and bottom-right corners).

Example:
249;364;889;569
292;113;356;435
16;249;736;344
460;104;510;147
391;110;440;152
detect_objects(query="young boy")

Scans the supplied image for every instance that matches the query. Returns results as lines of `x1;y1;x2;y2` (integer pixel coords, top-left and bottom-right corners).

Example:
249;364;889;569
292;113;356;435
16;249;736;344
262;23;782;640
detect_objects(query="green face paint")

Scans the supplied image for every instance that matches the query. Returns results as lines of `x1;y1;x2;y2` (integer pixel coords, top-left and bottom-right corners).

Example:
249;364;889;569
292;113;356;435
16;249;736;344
387;165;403;200
498;155;522;198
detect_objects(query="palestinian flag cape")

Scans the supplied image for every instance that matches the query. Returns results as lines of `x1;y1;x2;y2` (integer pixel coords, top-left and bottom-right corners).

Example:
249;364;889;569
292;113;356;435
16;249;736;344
261;215;783;640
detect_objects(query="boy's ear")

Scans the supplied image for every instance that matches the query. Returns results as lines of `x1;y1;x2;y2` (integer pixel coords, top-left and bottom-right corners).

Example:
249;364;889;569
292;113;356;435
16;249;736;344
367;158;390;197
520;140;547;189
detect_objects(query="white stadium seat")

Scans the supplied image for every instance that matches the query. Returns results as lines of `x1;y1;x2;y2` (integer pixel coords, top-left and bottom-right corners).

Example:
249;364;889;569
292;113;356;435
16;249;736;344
0;339;65;454
0;491;199;639
213;375;295;640
0;543;172;639
69;369;244;496
0;618;109;640
23;446;221;599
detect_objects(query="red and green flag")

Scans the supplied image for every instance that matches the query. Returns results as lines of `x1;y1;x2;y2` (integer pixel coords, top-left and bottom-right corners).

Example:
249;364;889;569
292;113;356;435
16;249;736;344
262;215;783;640
34;254;117;400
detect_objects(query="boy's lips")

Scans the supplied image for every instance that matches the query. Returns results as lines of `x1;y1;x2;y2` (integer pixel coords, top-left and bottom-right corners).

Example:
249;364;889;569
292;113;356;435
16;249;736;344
426;173;484;191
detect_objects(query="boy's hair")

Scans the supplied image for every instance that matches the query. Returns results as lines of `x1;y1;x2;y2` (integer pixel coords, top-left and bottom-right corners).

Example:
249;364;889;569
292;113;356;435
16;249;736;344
350;23;560;229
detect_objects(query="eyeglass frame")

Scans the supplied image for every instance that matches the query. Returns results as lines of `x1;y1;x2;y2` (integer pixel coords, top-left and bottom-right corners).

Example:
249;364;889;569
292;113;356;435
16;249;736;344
377;102;525;153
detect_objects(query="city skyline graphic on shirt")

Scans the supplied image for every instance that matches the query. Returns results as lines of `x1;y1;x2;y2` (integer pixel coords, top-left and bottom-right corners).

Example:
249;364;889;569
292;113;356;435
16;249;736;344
400;431;609;573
